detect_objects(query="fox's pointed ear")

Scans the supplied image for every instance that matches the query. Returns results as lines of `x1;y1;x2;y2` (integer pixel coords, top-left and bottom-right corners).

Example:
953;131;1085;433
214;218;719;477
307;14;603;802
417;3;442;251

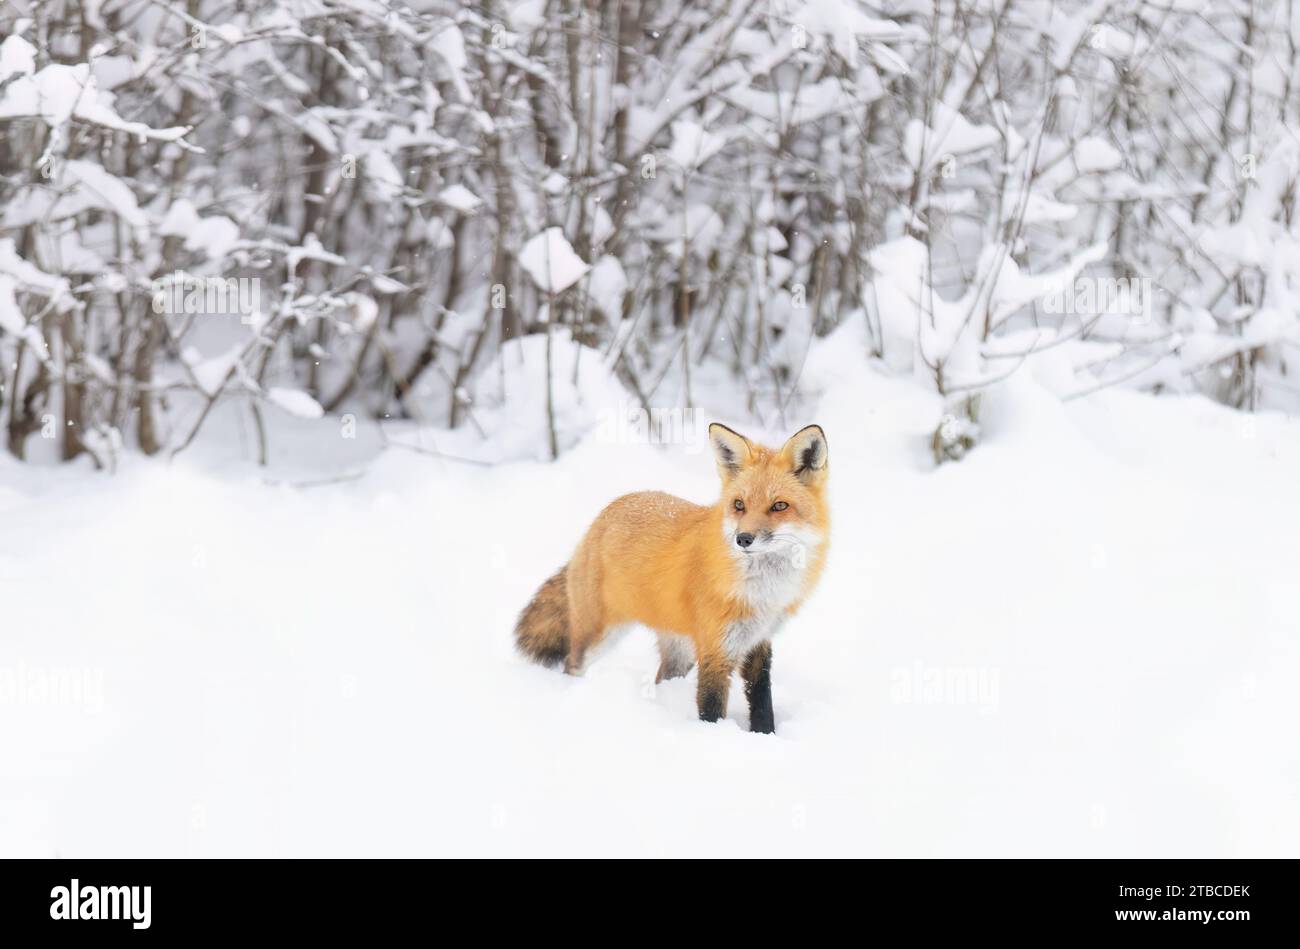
708;423;753;479
781;425;828;483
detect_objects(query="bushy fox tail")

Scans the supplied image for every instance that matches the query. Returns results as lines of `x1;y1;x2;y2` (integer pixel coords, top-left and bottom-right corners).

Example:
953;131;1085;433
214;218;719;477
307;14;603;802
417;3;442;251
514;567;571;668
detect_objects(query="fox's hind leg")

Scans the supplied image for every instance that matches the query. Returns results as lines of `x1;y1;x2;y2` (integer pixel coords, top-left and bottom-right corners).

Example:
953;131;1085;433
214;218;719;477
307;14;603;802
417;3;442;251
564;558;604;675
564;617;600;675
563;642;586;675
564;590;607;676
655;634;695;683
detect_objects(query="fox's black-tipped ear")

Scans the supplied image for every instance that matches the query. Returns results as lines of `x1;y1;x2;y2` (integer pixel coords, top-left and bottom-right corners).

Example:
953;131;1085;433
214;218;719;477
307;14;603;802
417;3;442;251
709;423;753;479
782;425;828;482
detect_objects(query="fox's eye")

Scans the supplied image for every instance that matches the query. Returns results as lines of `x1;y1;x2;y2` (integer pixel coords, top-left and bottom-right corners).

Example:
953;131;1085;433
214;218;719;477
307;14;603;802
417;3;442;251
770;501;789;512
733;499;745;512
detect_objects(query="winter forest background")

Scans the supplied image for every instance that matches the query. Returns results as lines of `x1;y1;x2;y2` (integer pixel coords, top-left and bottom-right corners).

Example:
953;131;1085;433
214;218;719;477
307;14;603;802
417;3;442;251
4;1;1300;858
2;0;1299;467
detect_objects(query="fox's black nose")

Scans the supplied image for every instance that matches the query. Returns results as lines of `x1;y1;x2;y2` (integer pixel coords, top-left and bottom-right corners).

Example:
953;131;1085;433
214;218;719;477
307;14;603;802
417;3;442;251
736;532;755;548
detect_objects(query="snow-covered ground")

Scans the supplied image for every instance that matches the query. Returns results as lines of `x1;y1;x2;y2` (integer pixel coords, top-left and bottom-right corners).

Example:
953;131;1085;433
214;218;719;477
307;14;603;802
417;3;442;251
2;367;1298;857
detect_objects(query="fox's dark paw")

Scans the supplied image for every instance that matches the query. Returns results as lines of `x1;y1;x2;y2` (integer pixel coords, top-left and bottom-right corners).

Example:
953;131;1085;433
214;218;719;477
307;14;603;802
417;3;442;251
698;704;725;724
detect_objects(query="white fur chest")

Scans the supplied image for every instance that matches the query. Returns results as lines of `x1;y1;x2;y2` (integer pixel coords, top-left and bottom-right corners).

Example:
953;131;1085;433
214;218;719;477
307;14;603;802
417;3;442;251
721;553;805;659
737;550;807;613
722;612;787;660
719;521;823;660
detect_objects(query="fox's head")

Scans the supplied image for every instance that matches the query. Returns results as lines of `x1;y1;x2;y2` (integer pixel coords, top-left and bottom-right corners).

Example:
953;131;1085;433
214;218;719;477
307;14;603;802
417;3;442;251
708;422;829;559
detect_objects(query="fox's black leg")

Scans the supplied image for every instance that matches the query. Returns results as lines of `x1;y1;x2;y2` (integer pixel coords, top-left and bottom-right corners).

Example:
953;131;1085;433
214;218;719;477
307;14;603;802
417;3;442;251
696;651;732;723
741;642;774;734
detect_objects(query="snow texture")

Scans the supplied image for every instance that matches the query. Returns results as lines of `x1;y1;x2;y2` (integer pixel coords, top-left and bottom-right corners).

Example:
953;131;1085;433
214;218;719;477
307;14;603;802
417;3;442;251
518;227;590;295
1;365;1297;857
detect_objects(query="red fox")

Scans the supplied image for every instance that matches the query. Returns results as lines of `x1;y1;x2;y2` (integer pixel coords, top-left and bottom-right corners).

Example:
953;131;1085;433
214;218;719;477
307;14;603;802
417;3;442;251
515;423;829;733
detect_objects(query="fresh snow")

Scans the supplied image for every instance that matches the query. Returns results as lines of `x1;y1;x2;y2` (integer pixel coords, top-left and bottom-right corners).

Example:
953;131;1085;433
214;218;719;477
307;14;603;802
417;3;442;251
1;369;1297;857
669;118;730;171
584;255;628;321
4;160;149;232
0;275;43;351
0;62;189;140
518;227;590;295
265;388;325;420
0;34;36;81
904;102;1006;173
437;184;482;215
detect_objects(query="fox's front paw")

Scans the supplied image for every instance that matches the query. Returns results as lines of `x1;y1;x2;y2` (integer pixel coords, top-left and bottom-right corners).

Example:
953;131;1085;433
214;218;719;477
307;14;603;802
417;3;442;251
749;714;775;735
698;693;726;723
